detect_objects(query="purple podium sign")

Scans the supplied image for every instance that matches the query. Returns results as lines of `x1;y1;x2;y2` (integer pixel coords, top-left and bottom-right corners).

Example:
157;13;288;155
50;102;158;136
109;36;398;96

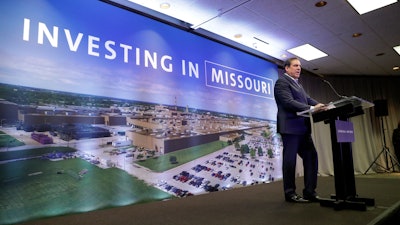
335;120;355;143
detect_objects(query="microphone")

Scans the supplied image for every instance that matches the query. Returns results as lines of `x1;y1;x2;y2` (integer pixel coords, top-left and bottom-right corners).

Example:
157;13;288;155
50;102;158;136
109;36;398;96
322;79;347;99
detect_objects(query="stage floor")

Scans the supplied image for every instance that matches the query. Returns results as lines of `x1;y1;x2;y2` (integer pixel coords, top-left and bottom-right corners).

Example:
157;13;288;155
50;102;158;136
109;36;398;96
17;173;400;225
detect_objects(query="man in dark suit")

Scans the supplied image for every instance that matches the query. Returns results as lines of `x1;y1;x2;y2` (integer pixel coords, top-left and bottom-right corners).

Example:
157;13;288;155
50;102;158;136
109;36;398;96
274;57;325;203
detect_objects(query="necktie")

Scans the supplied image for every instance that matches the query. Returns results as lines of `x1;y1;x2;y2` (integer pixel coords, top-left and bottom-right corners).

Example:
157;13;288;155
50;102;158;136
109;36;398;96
294;79;301;87
295;79;307;102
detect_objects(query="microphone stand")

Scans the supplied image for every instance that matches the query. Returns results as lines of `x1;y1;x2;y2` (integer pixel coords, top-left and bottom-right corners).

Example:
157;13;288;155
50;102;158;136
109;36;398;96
322;79;347;99
364;116;400;173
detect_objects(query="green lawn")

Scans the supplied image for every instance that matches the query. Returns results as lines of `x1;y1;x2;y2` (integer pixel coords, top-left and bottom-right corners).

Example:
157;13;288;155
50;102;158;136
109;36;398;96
0;141;229;224
0;131;24;148
0;146;76;161
137;140;229;172
0;158;174;225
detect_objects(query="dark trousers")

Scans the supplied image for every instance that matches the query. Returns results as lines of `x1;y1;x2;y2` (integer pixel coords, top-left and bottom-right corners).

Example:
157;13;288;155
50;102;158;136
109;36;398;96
281;133;318;196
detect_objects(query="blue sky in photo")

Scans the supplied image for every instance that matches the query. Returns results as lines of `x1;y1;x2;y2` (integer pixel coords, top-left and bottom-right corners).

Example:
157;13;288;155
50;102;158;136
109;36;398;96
0;0;278;120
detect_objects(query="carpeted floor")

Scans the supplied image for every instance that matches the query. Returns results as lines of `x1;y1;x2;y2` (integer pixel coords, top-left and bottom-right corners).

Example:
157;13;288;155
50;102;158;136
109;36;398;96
17;173;400;225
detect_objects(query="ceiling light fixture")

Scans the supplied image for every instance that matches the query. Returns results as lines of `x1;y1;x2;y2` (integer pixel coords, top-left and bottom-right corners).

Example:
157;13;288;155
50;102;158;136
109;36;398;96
352;32;362;38
287;44;328;61
393;66;399;71
394;45;400;55
347;0;397;15
315;1;327;7
160;2;170;9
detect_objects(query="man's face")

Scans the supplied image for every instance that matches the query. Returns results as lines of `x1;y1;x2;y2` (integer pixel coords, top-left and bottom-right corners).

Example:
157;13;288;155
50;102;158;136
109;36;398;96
285;59;301;79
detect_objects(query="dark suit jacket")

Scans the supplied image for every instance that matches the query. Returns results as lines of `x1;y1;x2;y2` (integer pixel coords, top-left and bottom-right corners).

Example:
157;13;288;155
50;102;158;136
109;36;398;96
274;74;318;135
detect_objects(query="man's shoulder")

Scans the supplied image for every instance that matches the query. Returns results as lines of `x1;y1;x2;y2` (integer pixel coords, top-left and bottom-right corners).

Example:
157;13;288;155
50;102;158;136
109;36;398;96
274;77;289;90
276;75;290;83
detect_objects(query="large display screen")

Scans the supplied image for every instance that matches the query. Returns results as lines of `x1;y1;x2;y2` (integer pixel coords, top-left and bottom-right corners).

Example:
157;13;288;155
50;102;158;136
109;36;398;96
0;0;281;224
0;0;278;120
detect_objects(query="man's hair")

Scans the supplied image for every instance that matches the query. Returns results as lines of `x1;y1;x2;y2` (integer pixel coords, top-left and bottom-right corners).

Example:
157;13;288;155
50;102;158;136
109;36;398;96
283;57;299;68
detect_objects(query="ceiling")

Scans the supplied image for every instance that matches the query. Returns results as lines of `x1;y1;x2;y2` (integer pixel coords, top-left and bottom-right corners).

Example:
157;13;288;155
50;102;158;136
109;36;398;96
107;0;400;77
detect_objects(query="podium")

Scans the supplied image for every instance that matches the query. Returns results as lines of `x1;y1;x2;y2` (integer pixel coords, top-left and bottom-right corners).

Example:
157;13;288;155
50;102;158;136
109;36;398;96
298;96;375;211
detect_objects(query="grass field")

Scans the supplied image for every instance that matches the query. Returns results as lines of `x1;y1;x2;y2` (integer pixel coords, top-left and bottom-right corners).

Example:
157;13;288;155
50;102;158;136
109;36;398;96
0;131;24;148
0;141;229;224
0;158;174;225
136;141;229;172
0;146;76;161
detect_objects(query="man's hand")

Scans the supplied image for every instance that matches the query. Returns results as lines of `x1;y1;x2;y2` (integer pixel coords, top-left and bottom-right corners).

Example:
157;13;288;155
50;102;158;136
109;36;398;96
313;103;327;112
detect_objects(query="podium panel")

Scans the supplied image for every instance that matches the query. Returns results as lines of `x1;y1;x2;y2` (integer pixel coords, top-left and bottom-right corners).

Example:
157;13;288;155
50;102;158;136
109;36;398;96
302;96;375;210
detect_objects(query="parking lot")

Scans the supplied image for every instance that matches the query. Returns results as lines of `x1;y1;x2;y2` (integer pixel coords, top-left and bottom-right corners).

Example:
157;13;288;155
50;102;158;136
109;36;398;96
1;126;283;197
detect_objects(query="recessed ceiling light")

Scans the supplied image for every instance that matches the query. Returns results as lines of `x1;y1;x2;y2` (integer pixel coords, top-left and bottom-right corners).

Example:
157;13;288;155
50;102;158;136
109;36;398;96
160;2;170;9
347;0;397;15
315;1;327;7
352;32;362;38
394;45;400;55
393;66;400;71
287;44;328;61
234;34;242;38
